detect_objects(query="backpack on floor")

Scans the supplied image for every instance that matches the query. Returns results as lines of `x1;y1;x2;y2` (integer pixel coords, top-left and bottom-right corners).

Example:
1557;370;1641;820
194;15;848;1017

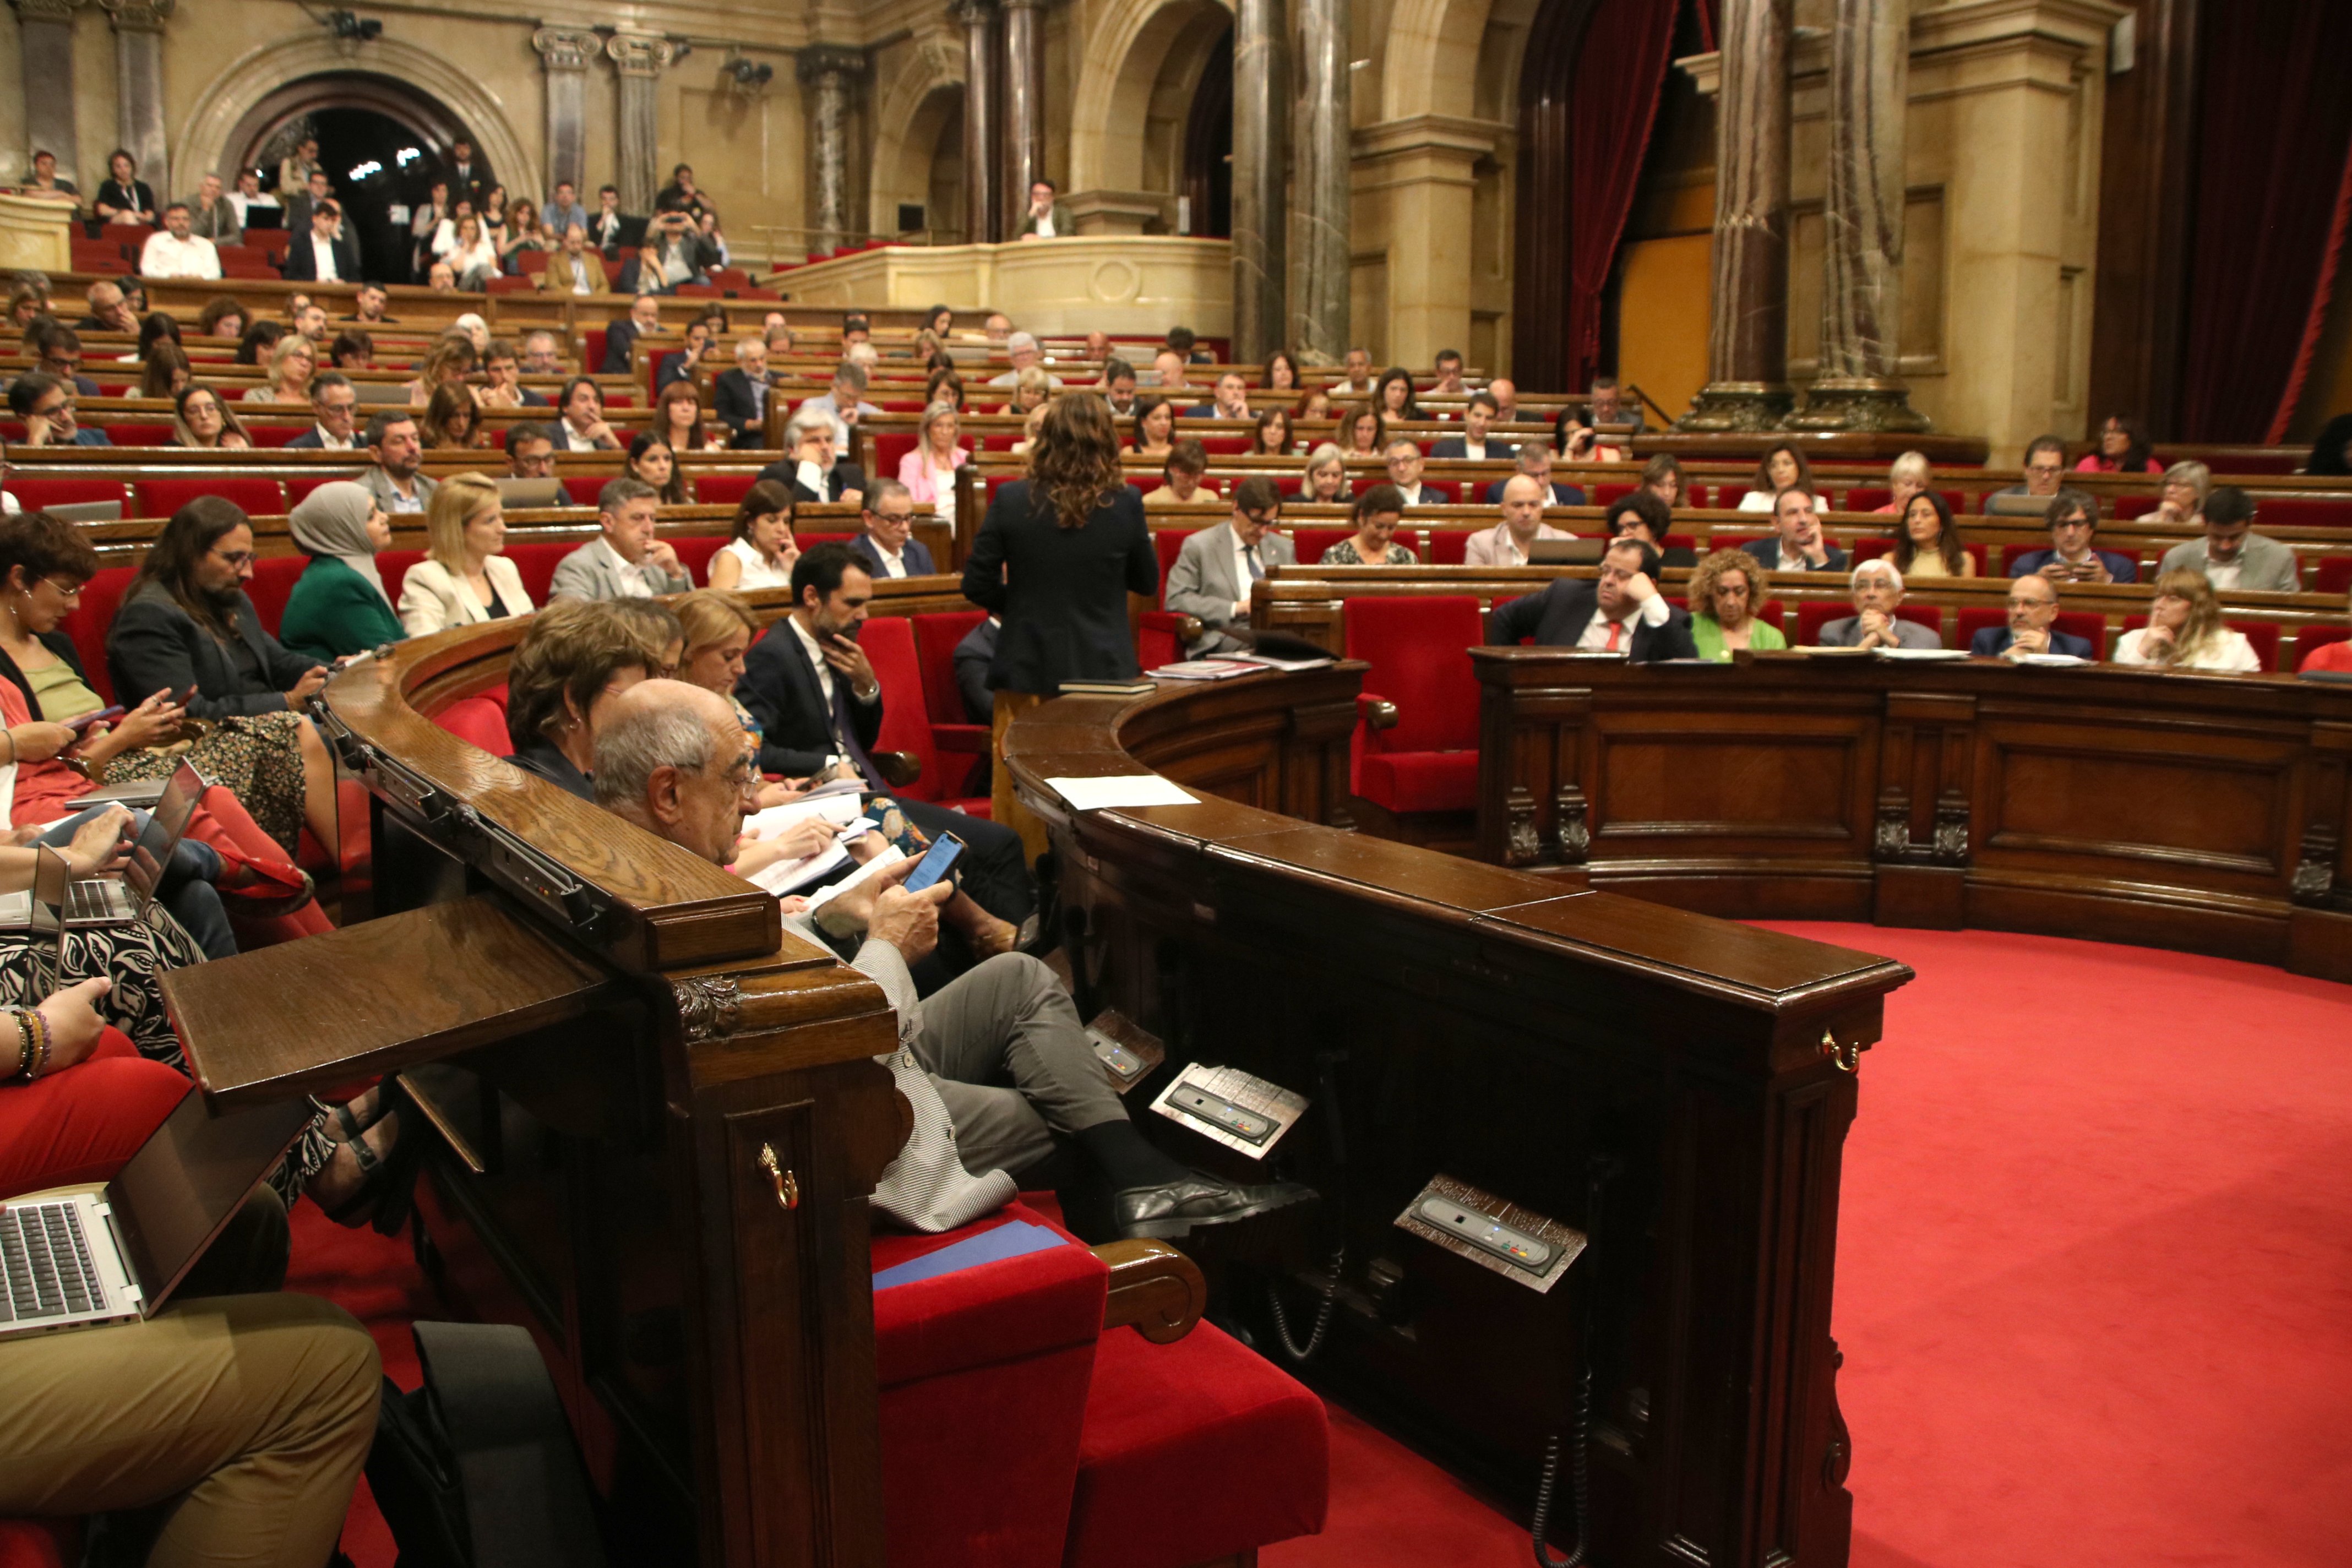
364;1320;608;1568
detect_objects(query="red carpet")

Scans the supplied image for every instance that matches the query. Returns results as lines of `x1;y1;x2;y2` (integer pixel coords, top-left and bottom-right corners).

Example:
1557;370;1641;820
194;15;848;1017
302;924;2352;1567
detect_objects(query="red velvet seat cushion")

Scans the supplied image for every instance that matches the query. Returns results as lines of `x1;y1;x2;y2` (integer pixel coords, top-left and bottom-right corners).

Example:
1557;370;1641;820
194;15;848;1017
0;1518;78;1568
1061;1320;1329;1568
1357;748;1479;814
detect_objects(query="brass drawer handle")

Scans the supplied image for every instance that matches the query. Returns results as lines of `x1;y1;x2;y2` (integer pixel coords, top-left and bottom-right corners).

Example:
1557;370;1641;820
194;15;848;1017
758;1142;799;1210
1820;1030;1870;1074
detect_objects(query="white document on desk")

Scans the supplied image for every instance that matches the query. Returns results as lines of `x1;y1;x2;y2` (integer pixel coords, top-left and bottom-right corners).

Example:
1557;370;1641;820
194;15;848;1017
1047;775;1198;811
741;793;868;895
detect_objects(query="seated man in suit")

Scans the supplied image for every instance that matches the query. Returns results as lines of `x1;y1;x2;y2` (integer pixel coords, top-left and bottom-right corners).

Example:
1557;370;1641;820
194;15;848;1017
587;184;633;255
1741;488;1849;574
1815;560;1941;650
540;224;612;297
1430;391;1513;462
600;292;664;375
1185;372;1252;421
285;372;360;450
1607;489;1694;569
796;362;884;448
281;197;358;282
1481;442;1585;507
477;340;551;409
1164;475;1296;655
594;677;1304;1238
1979;434;2070;517
2155;485;2301;594
359;411;437;515
1488;538;1698;659
756;413;869;505
734;544;1035;962
1969;573;2097;660
505;421;557;478
2007;490;2137;584
1464;473;1571;566
1384;440;1442;507
548;477;693;601
712;336;772;448
954;614;1000;724
851;480;937;579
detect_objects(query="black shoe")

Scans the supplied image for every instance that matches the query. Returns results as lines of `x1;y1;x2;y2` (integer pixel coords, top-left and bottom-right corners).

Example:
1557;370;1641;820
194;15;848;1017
1114;1173;1315;1240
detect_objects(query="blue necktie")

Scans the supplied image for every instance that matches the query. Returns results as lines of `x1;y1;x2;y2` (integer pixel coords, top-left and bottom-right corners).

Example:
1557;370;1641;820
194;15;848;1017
1246;546;1264;581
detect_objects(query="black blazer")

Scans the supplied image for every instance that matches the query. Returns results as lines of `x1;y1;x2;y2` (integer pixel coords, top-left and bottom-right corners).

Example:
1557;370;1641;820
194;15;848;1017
755;459;868;505
1429;437;1515;462
712;368;767;445
960;480;1159;695
736;623;880;778
1487;580;1698;662
601;318;645;375
0;630;94;718
93;178;154;221
953;618;998;723
850;533;937;578
106;580;323;721
281;231;361;281
509;737;594;801
1968;626;2097;659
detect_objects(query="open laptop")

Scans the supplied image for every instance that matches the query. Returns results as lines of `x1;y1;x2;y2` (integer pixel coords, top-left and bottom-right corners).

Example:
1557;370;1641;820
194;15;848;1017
41;500;122;524
0;761;208;930
496;477;566;508
1527;539;1608;566
353;382;413;405
0;1088;314;1337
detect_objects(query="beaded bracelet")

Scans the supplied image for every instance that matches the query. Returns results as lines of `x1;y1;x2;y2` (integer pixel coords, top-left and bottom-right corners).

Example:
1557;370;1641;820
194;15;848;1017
6;1010;37;1081
24;1006;51;1080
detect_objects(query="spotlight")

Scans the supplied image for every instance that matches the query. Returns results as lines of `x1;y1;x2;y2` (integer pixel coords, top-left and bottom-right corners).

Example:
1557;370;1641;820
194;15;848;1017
326;9;382;40
729;59;774;86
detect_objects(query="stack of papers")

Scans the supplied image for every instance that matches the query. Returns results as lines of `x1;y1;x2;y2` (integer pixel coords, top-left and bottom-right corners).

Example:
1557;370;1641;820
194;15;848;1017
739;792;872;895
1045;775;1197;811
1223;651;1335;672
805;845;908;911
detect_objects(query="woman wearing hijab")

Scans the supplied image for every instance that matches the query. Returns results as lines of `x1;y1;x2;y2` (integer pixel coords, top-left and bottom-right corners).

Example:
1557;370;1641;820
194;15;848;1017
278;481;405;663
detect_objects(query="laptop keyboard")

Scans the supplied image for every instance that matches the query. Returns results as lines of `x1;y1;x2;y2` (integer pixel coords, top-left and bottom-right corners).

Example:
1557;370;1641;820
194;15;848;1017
63;881;129;923
0;1202;103;1322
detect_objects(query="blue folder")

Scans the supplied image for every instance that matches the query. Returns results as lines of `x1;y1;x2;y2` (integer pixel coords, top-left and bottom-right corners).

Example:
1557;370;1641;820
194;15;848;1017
873;1219;1069;1291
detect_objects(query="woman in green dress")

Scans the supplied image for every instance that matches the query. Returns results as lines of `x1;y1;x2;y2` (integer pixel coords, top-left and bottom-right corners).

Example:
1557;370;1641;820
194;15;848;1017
279;481;405;663
1686;548;1785;663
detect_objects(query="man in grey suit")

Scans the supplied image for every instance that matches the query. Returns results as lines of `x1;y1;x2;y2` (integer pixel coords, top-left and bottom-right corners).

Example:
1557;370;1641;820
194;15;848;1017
1815;561;1943;650
2155;486;2301;594
549;477;692;601
357;412;438;514
1164;475;1296;655
592;679;1310;1240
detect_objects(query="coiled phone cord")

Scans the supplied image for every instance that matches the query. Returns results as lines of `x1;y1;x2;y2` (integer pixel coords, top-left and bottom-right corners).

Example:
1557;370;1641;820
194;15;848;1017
1267;1245;1346;1361
1530;1368;1593;1566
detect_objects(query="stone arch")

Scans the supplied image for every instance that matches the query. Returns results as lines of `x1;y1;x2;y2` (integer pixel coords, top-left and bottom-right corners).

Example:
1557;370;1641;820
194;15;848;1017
173;34;539;209
1068;0;1232;198
1382;0;1498;122
870;34;967;237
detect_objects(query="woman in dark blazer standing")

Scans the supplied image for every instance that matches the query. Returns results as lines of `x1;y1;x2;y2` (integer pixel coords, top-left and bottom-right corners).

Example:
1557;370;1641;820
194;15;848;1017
960;392;1159;825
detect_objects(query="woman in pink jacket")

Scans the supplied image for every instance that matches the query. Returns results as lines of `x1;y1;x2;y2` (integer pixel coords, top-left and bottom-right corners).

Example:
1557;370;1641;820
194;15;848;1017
898;400;971;527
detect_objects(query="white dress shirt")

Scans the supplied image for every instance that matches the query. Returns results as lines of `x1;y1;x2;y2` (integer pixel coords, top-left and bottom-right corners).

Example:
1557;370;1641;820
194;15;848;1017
1576;593;1670;651
1230;530;1266;614
562;421;605;452
564;254;597;293
718;537;793;591
2204;560;2243;592
139;231;220;279
597;538;652;597
309;424;355;451
868;538;910;579
308;233;341;281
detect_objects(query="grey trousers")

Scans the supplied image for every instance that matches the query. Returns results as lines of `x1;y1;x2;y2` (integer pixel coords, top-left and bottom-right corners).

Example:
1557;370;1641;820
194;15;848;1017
912;954;1126;1179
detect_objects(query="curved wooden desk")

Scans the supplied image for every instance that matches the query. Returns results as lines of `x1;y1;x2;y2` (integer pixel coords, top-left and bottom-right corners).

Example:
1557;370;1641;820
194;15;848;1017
1004;672;1912;1568
1472;651;2352;982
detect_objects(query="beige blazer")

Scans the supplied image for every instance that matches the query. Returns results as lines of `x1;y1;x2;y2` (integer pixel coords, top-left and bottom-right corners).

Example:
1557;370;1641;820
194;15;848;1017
398;554;532;638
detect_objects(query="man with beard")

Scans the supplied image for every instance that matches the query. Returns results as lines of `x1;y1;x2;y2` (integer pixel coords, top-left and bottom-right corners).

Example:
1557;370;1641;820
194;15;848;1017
357;411;438;514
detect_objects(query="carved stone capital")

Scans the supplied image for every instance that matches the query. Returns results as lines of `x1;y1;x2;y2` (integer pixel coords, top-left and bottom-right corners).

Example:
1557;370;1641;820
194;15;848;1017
97;0;169;30
796;45;865;86
9;0;83;24
951;0;992;30
673;975;744;1042
532;25;601;72
607;31;676;78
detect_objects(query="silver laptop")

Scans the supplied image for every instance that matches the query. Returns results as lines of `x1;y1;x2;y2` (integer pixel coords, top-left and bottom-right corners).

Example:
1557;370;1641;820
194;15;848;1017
0;1088;314;1337
496;477;566;507
353;382;414;405
42;501;122;524
0;761;208;930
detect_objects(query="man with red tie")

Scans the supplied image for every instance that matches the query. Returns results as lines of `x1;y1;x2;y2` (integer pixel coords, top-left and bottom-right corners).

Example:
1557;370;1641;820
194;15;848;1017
1485;537;1698;661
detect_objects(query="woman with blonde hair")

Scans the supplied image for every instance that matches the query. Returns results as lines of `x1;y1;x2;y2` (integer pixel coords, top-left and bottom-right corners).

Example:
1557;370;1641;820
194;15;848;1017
397;472;531;635
401;335;477;407
170;383;249;449
899;400;969;525
1874;451;1933;515
421;382;487;450
243;333;315;402
2113;570;2262;672
999;363;1052;418
1294;442;1349;503
708;480;798;591
1685;549;1787;662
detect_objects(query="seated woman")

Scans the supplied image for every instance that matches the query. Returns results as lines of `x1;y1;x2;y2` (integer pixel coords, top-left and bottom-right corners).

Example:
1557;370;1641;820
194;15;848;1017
1130;394;1176;461
1553;406;1625;465
1298;387;1334;421
0;972;186;1199
1685;548;1786;663
1010;403;1047;458
196;295;244;341
399;472;531;636
242;333;314;403
899;401;968;529
1320;484;1417;564
998;364;1052;420
1738;442;1817;512
171;383;249;449
502;599;668;799
139;340;190;400
1890;489;1977;578
2114;570;2263;672
2151;459;2210;527
233;318;284;366
104;498;346;857
1815;560;1941;650
1338;404;1386;459
927;366;966;413
1608;491;1694;568
278;482;405;664
628;431;690;505
2077;415;2160;474
708;481;801;592
1640;452;1686;509
402;336;478;408
1874;450;1934;515
655;378;720;454
1251;406;1295;458
329;330;373;371
2301;586;2352;673
1295;443;1349;504
421;382;487;450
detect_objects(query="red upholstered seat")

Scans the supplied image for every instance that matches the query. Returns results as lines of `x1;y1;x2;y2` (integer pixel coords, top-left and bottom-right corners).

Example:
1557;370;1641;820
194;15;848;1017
1427;528;1469;564
282;474;356;508
431;693;515;756
3;477;129;512
1344;594;1482;816
136;475;284;519
913;611;992;791
693;472;759;506
1795;600;1945;645
582;328;607;373
2256;497;2352;529
105;423;175;448
243;424;308;449
2111;494;2161;520
862;615;989;813
515;249;550;275
1061;1320;1329;1568
0;1517;78;1567
486;275;537;296
874;432;917;479
244;555;309;636
1195;437;1251;457
1592;483;1634;506
1287;526;1353;564
1153;528;1199;597
2315;556;2352;596
1717;484;1751;511
560;475;605;506
669;533;723;584
60;568;133;702
378;549;426;598
504;541;580;606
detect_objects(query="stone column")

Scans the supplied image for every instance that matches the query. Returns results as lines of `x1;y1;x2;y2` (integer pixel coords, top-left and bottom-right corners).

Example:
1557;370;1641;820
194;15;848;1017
99;0;170;188
956;0;997;243
1790;0;1929;432
801;48;862;253
12;0;84;189
1678;0;1794;431
1288;0;1349;363
607;32;677;217
1229;0;1287;363
999;0;1046;239
533;27;600;202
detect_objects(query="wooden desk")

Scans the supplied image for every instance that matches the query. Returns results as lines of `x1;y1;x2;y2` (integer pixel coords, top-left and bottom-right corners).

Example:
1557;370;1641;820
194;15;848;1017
1004;672;1912;1568
1472;650;2352;982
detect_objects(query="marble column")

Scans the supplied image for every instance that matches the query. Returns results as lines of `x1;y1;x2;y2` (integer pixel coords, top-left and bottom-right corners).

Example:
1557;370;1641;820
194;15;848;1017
607;32;677;217
100;0;170;188
1678;0;1794;431
11;0;84;189
1791;0;1929;431
999;0;1046;240
801;48;862;254
533;27;600;202
1229;0;1286;362
1287;0;1349;364
956;0;997;243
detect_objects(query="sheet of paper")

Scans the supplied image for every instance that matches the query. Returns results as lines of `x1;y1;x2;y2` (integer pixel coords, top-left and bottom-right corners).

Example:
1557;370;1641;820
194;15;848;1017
744;841;851;896
1046;775;1198;812
741;792;861;842
804;845;909;911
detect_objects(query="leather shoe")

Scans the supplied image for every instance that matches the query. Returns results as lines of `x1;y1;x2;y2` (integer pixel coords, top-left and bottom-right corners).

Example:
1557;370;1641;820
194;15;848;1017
1115;1173;1314;1240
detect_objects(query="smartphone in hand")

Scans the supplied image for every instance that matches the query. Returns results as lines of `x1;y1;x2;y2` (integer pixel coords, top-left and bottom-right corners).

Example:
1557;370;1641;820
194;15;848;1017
64;705;126;734
901;832;965;894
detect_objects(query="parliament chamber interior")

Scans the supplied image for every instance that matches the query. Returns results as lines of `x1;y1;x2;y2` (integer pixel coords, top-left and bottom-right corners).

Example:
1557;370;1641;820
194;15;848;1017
3;0;2350;1564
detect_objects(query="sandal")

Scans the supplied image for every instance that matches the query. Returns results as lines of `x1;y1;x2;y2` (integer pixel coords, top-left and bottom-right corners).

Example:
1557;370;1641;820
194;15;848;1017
319;1082;427;1233
329;1086;388;1142
213;846;318;919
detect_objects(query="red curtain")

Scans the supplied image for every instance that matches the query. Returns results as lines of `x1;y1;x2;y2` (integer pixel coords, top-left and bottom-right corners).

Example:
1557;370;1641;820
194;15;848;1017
1562;1;1680;393
2177;1;2352;442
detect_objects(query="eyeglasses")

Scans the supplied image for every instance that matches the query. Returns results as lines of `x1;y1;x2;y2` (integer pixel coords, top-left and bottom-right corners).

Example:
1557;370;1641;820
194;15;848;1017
210;547;255;568
41;578;82;600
